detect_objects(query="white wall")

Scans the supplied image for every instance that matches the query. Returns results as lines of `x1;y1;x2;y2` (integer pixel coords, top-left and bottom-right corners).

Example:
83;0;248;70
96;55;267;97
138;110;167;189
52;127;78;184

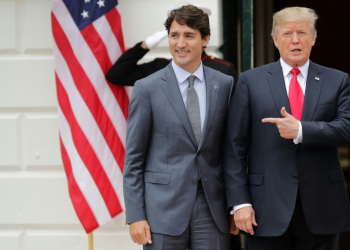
0;0;222;249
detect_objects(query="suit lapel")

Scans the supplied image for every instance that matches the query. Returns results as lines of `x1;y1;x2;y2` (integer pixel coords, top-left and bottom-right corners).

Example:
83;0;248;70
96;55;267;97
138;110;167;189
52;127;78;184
266;61;291;116
302;61;323;121
160;64;197;146
198;66;219;150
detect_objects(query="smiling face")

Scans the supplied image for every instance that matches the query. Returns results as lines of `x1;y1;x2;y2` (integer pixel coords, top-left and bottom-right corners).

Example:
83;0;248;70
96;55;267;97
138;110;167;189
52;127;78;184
273;21;316;67
169;20;209;73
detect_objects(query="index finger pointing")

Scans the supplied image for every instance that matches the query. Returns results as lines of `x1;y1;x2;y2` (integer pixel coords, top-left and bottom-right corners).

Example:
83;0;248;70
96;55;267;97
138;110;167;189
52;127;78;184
262;118;279;124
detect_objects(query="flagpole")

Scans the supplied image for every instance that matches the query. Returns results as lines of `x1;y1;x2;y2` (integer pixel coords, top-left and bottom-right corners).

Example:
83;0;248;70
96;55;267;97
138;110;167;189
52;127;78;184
89;232;93;250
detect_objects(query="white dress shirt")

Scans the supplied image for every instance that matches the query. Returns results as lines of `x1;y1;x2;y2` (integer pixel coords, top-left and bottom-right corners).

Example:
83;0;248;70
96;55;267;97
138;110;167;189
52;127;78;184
232;58;310;214
171;60;206;130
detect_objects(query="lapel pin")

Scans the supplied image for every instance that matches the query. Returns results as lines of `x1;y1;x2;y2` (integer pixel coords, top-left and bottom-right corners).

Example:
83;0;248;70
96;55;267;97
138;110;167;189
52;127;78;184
315;77;320;81
214;86;217;89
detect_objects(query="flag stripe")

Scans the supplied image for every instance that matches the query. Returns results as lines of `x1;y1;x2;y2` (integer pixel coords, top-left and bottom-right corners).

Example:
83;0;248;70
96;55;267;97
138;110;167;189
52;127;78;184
105;7;125;52
79;24;127;169
52;1;128;146
52;14;125;172
92;9;129;121
60;138;99;233
93;15;122;66
56;73;122;217
81;17;129;129
53;39;125;210
81;24;112;74
58;104;112;226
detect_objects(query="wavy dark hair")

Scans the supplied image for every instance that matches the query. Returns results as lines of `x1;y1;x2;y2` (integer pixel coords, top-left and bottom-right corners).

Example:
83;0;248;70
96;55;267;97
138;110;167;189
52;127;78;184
164;5;211;39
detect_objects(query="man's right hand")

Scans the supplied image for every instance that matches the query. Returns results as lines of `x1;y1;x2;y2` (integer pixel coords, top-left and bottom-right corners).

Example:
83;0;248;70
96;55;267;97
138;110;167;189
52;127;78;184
234;206;258;235
129;220;152;245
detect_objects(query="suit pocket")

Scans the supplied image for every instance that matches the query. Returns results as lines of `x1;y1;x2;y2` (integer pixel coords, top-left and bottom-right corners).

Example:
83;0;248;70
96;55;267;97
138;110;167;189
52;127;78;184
248;173;264;186
144;172;171;185
214;109;227;117
329;169;345;183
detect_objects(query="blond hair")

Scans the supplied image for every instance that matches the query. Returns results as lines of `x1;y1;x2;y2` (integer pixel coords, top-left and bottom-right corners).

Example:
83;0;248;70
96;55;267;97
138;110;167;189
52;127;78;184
271;7;318;38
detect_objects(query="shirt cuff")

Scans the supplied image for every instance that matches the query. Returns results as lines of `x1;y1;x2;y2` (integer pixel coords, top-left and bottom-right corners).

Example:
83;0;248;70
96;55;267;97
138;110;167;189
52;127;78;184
230;204;252;215
293;121;303;144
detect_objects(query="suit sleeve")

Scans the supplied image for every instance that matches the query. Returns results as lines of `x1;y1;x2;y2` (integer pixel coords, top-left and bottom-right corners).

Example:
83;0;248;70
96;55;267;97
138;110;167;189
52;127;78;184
223;73;252;208
123;80;152;224
302;73;350;147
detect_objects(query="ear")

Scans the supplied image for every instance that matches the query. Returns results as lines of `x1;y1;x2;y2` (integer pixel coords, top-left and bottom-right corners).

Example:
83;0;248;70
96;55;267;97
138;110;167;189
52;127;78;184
273;36;279;49
202;35;210;47
311;36;316;47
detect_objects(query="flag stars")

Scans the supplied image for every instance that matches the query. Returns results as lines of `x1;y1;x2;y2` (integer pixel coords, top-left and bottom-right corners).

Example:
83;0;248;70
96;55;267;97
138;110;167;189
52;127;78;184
81;10;89;19
97;0;105;7
84;0;90;3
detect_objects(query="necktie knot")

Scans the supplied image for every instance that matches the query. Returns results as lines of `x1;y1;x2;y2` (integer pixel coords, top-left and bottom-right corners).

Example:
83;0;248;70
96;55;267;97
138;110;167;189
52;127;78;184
188;75;196;87
290;68;300;76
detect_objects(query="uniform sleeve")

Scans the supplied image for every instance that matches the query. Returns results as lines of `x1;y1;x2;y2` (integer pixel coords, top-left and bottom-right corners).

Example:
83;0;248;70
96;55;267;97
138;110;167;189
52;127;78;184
106;42;165;86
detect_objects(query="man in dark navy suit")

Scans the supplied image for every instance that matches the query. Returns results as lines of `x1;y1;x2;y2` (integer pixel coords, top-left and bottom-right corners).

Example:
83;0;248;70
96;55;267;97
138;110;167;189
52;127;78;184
224;6;350;250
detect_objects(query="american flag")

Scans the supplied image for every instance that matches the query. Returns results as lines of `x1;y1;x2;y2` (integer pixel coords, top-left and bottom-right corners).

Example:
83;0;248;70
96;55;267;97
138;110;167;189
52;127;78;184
51;0;128;233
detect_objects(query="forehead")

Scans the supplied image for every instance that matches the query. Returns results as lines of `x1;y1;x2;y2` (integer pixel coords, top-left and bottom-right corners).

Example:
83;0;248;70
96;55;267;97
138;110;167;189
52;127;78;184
169;20;199;34
278;21;311;31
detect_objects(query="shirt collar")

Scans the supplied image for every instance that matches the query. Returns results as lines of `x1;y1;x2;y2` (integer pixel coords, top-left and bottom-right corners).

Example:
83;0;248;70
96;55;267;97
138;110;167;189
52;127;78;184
279;57;309;78
171;60;204;85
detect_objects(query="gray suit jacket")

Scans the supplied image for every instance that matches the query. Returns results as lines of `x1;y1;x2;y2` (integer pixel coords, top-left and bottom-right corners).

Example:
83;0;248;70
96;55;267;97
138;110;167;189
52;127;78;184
224;60;350;236
123;63;234;236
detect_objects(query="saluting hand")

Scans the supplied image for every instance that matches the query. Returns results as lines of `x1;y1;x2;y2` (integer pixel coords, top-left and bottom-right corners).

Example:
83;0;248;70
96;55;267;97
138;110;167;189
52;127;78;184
262;107;299;139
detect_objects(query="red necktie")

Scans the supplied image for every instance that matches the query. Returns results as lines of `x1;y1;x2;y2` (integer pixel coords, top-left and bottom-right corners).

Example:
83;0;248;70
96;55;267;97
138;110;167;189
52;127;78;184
289;68;304;120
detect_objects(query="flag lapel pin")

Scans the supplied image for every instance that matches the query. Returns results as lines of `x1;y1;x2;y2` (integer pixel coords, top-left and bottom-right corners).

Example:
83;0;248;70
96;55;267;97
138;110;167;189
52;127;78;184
214;86;217;89
315;77;320;81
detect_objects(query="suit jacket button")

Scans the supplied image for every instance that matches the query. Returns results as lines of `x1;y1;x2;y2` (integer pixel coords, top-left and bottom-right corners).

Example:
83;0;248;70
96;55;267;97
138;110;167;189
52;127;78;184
197;152;200;156
293;175;298;180
192;179;197;184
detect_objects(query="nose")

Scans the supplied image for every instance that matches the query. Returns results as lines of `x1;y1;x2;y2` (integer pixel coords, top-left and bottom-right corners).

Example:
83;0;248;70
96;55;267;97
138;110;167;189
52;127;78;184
292;33;299;44
178;36;186;48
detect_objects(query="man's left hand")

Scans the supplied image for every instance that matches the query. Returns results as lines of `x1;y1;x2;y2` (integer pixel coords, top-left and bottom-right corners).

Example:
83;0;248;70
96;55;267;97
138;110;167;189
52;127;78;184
262;107;299;139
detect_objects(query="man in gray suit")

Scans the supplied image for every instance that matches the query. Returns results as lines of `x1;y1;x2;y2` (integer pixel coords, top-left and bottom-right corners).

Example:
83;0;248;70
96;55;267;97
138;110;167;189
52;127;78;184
224;7;350;250
123;5;235;250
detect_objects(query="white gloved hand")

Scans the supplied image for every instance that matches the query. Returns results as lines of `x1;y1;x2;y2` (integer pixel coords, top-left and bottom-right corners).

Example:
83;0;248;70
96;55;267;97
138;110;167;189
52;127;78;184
144;30;168;50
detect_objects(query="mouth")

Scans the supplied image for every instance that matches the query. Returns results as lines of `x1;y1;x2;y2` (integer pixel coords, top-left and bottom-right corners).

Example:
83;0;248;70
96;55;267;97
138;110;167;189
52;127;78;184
291;49;301;54
176;50;189;55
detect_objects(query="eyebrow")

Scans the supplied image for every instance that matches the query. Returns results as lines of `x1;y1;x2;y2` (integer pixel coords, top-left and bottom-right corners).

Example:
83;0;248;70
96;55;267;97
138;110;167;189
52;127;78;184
170;31;196;35
283;28;307;32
